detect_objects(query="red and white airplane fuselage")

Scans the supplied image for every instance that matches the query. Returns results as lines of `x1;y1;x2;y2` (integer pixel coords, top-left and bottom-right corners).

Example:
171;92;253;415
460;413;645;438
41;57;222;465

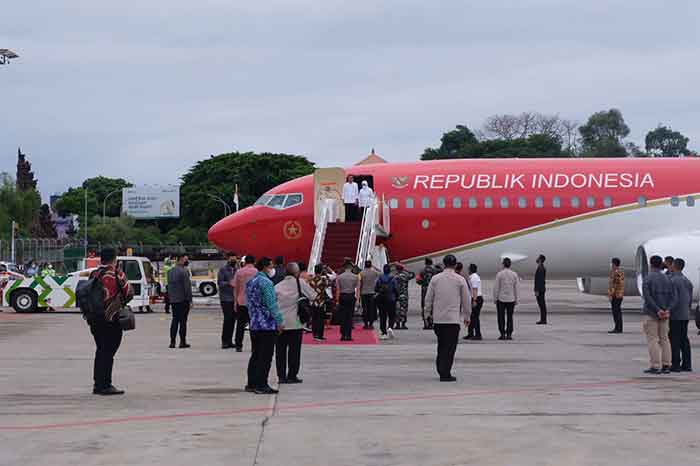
209;158;700;295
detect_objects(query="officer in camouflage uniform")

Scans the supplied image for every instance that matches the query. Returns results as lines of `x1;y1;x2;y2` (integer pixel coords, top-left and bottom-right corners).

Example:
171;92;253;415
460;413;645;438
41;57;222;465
394;263;415;329
417;258;437;329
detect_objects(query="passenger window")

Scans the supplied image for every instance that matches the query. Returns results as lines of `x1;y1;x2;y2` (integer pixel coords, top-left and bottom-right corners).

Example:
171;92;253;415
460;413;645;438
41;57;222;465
119;261;142;281
603;196;613;208
687;196;695;207
283;194;303;208
500;197;509;208
586;196;595;208
518;197;527;208
406;197;415;209
552;196;561;208
484;197;493;208
571;196;580;208
468;197;478;208
422;198;430;209
671;196;679;207
268;195;286;209
389;198;398;209
452;197;462;208
535;197;544;208
437;197;446;209
638;196;647;207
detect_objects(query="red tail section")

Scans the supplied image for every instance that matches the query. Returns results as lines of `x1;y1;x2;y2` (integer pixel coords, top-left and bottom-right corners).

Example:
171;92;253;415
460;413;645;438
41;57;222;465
321;223;362;270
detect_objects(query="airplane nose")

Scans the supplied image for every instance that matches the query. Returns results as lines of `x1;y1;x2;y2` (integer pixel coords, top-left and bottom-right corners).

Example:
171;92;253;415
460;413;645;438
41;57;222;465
208;214;241;251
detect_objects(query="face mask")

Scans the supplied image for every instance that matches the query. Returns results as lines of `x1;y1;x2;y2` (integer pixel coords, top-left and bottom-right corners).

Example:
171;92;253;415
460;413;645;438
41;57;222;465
267;268;276;278
183;260;190;267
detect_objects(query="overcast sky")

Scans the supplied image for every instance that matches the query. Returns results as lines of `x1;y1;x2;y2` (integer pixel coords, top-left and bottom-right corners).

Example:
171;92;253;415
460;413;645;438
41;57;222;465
2;0;699;200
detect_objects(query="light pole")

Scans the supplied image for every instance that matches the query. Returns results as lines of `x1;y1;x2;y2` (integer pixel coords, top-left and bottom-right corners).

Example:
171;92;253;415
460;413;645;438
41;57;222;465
207;194;230;218
103;189;122;222
84;188;88;257
10;221;16;264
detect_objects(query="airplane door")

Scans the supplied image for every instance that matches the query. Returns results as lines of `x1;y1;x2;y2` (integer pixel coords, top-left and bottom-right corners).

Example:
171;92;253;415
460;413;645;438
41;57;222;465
314;168;346;224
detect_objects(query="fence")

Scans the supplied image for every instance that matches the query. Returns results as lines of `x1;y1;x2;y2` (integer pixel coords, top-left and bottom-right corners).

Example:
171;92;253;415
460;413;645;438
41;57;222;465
0;238;72;266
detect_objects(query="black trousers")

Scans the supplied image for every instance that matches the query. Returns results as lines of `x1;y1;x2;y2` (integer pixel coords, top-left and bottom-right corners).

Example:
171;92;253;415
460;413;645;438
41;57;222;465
421;286;429;324
434;323;460;378
234;305;250;349
611;298;623;332
247;330;278;389
221;301;235;345
536;291;547;323
90;320;123;389
496;301;515;337
339;293;356;339
468;297;484;337
361;294;377;325
276;329;303;380
170;302;191;343
344;203;358;222
164;293;170;313
670;320;692;370
377;298;396;335
312;304;326;338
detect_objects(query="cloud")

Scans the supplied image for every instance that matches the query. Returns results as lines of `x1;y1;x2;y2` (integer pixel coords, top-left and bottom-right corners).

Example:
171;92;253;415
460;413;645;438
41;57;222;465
1;0;699;200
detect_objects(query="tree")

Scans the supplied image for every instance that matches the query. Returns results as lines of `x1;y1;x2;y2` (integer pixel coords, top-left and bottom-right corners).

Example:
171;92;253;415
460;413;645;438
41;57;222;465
645;125;690;157
180;152;315;229
421;125;479;160
579;109;630;157
54;177;132;218
30;204;58;238
0;173;42;240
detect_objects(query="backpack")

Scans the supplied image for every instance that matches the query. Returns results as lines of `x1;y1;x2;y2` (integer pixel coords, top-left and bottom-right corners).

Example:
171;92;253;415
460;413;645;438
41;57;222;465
376;277;392;300
76;268;108;323
296;278;312;325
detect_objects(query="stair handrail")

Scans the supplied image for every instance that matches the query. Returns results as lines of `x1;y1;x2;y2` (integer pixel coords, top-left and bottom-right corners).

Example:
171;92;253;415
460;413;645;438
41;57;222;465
355;195;379;267
381;194;390;234
308;199;333;272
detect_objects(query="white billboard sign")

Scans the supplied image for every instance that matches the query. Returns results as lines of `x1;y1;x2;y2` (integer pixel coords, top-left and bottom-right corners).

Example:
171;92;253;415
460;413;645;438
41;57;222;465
122;186;180;219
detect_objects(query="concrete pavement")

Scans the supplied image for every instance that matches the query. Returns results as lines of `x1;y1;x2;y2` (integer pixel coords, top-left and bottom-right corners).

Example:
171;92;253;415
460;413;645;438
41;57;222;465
1;281;699;466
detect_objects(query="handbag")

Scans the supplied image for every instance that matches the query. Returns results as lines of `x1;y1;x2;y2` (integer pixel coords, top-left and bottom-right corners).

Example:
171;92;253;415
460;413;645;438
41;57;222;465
118;306;136;331
296;278;312;325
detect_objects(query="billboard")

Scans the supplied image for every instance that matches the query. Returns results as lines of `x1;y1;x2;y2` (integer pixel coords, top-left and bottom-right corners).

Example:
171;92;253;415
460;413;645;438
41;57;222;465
122;186;180;219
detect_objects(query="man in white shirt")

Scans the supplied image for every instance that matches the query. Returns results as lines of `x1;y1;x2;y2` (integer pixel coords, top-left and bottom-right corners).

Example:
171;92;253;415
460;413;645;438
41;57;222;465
493;257;519;341
464;263;484;341
425;254;470;382
342;175;359;222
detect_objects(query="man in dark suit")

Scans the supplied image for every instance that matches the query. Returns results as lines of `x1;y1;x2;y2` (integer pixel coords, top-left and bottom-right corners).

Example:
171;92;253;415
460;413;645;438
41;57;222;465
535;254;547;325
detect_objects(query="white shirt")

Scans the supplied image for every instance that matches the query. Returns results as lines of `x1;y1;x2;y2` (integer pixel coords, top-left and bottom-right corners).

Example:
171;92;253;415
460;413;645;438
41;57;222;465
358;187;373;207
342;182;359;203
469;273;482;297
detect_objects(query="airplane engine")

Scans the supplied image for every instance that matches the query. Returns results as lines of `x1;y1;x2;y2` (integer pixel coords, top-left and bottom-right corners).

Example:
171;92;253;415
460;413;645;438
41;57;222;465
576;274;640;297
635;234;700;301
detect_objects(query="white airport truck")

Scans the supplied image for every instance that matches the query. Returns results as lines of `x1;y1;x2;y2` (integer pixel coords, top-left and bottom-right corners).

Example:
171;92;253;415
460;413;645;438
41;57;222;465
0;256;159;313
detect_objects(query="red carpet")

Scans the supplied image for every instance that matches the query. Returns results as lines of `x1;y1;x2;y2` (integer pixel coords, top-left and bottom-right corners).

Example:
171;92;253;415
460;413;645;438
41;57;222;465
303;325;378;345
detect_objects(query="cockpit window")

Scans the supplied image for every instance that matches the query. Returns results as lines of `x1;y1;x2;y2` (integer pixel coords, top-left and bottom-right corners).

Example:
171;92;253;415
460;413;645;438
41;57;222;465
254;195;272;206
268;195;286;209
254;193;304;210
284;194;303;208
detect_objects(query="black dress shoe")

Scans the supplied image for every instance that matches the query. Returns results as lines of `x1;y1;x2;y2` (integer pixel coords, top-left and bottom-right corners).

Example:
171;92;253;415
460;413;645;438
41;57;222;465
244;385;256;393
505;335;513;340
179;343;191;349
536;321;546;325
644;368;662;375
222;344;234;349
255;386;279;395
463;335;473;340
472;335;483;341
682;367;693;372
169;342;176;348
95;385;125;395
235;347;243;352
661;366;671;374
498;335;506;340
670;367;682;373
287;377;303;384
439;376;457;382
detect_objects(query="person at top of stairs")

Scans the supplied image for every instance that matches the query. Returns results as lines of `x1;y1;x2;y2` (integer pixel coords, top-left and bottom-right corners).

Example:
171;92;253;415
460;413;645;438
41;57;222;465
342;175;359;222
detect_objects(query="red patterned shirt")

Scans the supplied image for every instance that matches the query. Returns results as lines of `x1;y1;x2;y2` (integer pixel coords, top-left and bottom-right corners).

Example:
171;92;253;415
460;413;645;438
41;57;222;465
90;265;132;321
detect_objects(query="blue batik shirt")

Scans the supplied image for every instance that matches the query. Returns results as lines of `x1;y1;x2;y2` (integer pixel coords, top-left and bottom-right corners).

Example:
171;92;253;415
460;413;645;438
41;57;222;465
246;272;284;331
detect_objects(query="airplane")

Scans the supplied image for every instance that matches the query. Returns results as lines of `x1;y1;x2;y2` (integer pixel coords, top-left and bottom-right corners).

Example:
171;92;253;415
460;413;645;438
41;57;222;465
208;157;700;299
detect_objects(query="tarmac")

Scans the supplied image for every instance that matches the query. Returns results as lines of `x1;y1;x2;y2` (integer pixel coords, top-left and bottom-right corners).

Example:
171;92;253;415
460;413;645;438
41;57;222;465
1;280;700;466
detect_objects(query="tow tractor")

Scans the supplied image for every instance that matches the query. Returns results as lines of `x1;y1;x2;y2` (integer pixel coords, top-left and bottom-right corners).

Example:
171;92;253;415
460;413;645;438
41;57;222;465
1;256;161;313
